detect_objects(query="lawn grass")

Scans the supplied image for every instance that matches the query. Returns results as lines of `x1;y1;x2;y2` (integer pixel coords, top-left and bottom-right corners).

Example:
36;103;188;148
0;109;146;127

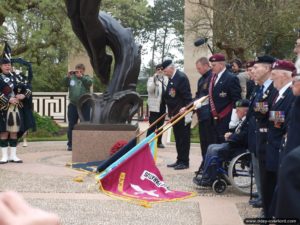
170;124;200;143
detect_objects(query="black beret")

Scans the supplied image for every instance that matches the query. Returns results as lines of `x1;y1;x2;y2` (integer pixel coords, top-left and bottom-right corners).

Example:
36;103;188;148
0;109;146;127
161;60;172;69
254;55;276;65
209;53;225;62
236;99;250;108
0;58;11;65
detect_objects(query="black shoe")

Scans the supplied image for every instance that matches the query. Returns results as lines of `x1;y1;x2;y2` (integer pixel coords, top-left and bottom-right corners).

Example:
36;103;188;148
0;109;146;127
157;143;165;148
67;146;72;151
0;160;8;164
250;199;263;208
174;164;189;170
167;162;179;168
193;177;212;187
194;168;203;175
193;176;202;186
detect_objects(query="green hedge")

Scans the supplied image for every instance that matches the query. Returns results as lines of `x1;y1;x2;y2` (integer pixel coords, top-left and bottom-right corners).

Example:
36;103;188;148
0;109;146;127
27;112;67;141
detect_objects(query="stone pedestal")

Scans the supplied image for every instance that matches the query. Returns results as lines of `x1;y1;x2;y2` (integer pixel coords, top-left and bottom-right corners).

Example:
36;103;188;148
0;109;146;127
72;123;139;162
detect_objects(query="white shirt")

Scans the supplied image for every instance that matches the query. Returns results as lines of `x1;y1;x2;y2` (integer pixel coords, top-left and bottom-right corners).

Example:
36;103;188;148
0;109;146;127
170;69;177;80
214;67;226;85
275;81;292;103
263;79;273;93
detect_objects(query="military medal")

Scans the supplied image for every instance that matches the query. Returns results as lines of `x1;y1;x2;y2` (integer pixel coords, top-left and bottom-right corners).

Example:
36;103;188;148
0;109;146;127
269;111;285;128
169;87;176;98
219;91;227;98
254;102;269;114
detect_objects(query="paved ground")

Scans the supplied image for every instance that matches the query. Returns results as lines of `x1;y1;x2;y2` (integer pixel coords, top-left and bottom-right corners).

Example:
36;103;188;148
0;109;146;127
0;122;260;225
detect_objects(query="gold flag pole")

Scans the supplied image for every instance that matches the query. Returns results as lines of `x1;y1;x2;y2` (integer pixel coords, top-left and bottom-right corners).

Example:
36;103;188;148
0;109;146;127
136;112;168;138
149;95;208;143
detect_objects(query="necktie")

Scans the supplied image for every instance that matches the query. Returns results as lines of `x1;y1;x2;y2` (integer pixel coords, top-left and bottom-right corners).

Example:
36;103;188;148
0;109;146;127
211;73;217;88
253;85;264;105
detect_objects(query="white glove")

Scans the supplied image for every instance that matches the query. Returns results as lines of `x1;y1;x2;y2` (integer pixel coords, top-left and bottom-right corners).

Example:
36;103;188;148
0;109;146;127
184;112;193;125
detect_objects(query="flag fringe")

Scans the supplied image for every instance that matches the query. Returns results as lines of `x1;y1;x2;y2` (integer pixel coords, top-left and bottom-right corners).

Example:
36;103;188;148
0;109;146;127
98;181;197;208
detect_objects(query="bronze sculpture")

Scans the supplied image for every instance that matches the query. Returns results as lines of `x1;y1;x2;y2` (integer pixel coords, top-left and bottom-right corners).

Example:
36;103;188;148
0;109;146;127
65;1;142;124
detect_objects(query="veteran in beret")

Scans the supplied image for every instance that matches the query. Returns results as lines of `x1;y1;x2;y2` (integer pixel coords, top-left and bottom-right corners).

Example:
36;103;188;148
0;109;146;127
207;53;242;144
262;60;296;218
251;55;278;215
162;59;192;170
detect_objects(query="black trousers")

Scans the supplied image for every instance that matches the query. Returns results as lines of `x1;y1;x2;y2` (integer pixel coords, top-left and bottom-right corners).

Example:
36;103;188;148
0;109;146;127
67;102;90;147
262;170;277;218
173;119;191;165
198;119;217;167
146;111;166;144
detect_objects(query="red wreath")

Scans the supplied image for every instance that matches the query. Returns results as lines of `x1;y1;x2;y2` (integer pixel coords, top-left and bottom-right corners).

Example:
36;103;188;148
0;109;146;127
109;140;128;156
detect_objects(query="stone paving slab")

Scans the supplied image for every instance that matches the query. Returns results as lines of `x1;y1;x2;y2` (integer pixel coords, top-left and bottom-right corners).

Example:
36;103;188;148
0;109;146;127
0;124;260;225
26;198;201;225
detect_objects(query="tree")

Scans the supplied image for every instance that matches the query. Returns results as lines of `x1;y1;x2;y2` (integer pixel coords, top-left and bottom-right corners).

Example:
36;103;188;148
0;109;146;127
0;0;149;91
142;0;184;77
186;0;300;61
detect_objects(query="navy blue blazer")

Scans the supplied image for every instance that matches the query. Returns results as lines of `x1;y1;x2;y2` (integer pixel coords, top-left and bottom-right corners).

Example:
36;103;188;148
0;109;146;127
254;83;278;156
266;87;295;172
195;70;212;122
284;96;300;154
227;118;248;148
246;85;260;154
275;146;300;220
164;70;192;117
209;69;242;114
209;69;242;138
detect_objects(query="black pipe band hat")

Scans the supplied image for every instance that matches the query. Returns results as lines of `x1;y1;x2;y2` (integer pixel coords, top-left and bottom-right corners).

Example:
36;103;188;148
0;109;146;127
0;58;11;65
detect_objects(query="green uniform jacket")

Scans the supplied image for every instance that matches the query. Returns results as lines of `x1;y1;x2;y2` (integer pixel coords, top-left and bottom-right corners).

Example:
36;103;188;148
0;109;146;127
63;74;93;105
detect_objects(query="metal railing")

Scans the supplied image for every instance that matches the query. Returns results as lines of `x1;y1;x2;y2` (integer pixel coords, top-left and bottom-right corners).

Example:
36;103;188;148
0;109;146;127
32;92;149;123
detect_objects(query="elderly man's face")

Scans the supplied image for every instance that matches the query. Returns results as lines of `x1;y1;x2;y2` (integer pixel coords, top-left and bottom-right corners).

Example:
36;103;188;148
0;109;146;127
0;63;12;74
163;66;174;77
270;70;286;90
236;107;248;119
292;76;300;96
210;62;225;74
252;63;270;85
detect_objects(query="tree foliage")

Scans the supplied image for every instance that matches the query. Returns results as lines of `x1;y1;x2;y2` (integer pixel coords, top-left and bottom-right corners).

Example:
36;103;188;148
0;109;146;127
0;0;149;91
187;0;300;61
142;0;184;77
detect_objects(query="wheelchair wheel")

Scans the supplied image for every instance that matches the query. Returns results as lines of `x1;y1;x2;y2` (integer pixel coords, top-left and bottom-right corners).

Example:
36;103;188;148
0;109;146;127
212;179;227;194
228;152;255;195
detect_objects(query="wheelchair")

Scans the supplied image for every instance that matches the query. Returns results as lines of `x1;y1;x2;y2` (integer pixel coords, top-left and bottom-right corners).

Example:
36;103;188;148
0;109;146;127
194;149;255;195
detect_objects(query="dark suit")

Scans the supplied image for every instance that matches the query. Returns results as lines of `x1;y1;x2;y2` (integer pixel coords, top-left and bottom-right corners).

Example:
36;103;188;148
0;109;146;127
164;70;192;165
195;70;215;167
252;82;277;216
263;87;295;217
284;96;300;154
275;146;300;221
209;69;242;143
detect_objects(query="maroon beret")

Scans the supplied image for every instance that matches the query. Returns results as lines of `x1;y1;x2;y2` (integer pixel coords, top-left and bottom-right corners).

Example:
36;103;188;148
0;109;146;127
271;60;296;73
245;60;255;68
209;53;225;62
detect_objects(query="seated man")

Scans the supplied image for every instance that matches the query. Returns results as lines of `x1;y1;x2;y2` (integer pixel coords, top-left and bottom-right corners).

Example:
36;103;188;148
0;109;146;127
193;99;250;186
